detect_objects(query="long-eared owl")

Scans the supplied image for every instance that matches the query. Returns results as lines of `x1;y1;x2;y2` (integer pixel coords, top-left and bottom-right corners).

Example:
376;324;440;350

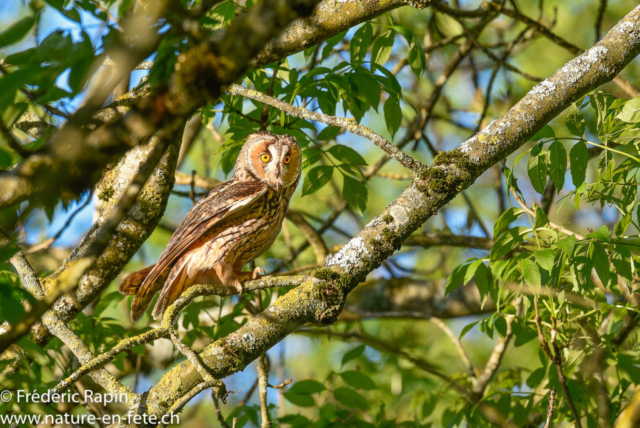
119;131;302;322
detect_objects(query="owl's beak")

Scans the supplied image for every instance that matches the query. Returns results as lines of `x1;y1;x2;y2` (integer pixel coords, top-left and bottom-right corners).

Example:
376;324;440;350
270;168;283;191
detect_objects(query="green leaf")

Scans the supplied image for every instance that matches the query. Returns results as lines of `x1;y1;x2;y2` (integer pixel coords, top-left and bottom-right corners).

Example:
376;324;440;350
617;97;640;123
433;12;464;37
512;320;538;347
531;125;555;141
459;321;480;340
319;403;337;421
0;148;14;168
303;165;334;196
474;262;492;300
520;259;541;287
328;145;368;166
322;30;347;60
354;67;380;110
371;30;395;65
493;207;523;237
408;42;426;77
302;148;322;169
615;213;632;238
611;244;633;281
350;23;373;67
527;154;547;194
445;263;469;295
531;142;544;157
569;140;589;187
0;15;37;49
384;94;402;138
210;0;235;27
617;353;640;383
534;206;549;229
333;387;369;410
534;249;554;272
464;259;483;286
490;227;527;261
566;103;586;136
283;392;316;407
548;140;567;192
591;243;610;287
289;379;325;395
317;126;341;141
526;367;546;389
586;225;610;242
340;371;377;390
342;175;368;215
341;345;365;366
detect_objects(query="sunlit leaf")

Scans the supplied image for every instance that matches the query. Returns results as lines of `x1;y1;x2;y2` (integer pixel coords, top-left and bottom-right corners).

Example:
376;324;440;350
371;30;395;65
617;97;640;123
303;165;334;196
520;259;541;287
340;371;377;390
350;23;373;67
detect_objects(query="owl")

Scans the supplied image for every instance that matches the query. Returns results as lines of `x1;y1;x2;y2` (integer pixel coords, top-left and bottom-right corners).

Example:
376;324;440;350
119;131;302;322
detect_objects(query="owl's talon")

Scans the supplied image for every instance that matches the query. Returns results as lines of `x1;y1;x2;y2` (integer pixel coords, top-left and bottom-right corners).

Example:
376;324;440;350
252;267;266;280
233;281;244;294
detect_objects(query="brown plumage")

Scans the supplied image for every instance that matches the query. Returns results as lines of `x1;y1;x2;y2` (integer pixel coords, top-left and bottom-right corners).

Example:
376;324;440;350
120;131;302;322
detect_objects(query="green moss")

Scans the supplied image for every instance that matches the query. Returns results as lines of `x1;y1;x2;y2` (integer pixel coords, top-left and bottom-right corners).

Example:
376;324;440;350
433;149;478;177
382;214;394;224
381;227;393;241
368;237;384;252
415;149;479;195
98;186;114;201
311;268;340;281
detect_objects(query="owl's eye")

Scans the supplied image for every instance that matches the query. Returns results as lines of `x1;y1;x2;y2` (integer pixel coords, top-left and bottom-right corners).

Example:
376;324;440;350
260;153;271;163
283;155;291;164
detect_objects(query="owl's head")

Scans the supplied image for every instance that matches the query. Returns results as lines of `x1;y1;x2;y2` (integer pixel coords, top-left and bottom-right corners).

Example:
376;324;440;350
234;131;302;192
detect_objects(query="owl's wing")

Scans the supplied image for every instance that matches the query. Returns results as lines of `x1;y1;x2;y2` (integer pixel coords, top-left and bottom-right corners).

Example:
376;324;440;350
130;180;267;317
148;180;267;286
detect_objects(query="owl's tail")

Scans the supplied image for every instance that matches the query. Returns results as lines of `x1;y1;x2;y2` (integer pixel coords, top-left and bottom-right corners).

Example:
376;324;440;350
119;265;167;322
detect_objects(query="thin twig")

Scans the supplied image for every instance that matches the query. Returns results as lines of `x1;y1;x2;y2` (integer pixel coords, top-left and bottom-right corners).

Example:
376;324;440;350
544;387;556;428
430;317;475;377
189;170;197;205
269;378;292;389
227;84;425;172
25;192;93;254
534;298;582;428
595;0;607;42
472;298;522;397
258;354;270;428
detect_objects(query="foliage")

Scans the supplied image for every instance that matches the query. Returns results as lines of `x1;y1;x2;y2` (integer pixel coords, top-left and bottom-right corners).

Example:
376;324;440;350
0;1;639;428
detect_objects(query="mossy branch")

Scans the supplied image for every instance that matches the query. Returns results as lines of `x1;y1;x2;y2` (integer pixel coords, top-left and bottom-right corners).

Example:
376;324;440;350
48;276;303;396
9;252;137;406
